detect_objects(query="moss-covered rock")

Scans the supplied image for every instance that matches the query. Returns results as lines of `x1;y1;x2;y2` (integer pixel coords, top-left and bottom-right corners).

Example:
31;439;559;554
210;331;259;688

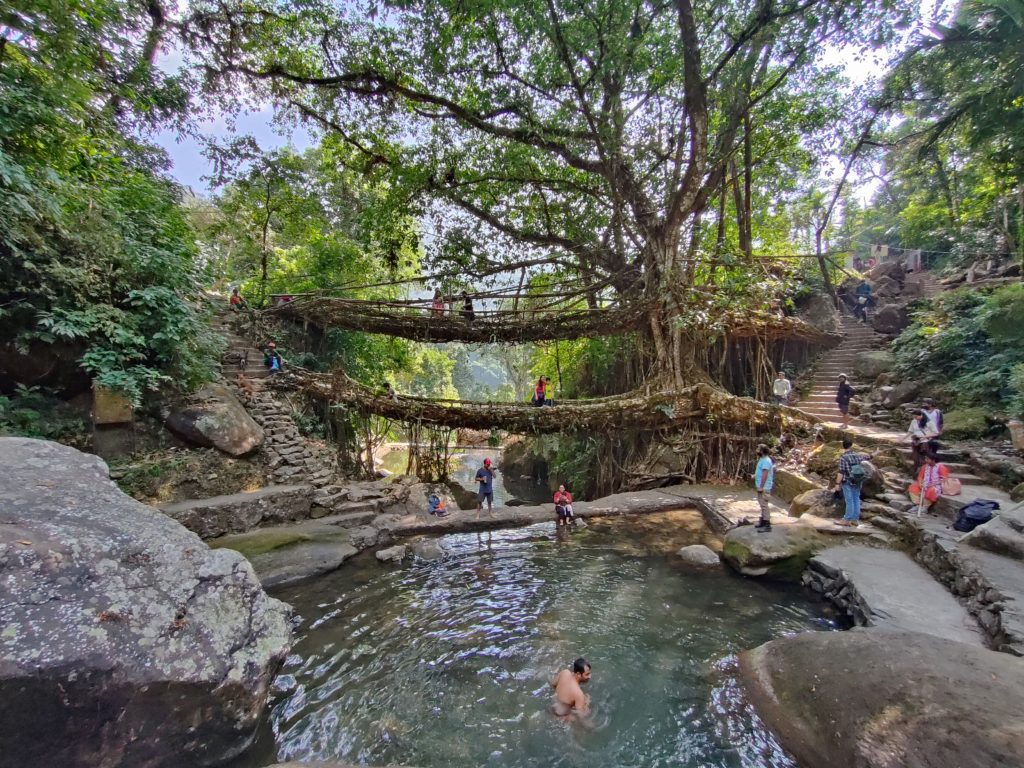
1011;482;1024;503
805;442;846;477
790;489;843;518
852;350;896;380
771;469;820;504
943;407;989;439
721;525;827;580
209;529;312;559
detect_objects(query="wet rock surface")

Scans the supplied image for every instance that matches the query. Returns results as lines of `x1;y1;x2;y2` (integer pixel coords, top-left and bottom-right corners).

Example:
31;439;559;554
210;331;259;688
675;544;721;567
0;437;291;768
721;524;827;578
740;630;1024;768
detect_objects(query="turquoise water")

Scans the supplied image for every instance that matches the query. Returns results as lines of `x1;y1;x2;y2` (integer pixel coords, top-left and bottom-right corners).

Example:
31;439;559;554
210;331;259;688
255;515;834;767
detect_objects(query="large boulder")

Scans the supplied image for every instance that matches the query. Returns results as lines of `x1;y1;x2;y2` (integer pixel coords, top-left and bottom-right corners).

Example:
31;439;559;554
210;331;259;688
797;292;841;335
867;260;906;284
871;274;902;298
740;629;1024;768
164;383;264;456
790;488;842;518
721;524;827;579
871;303;909;335
882;379;923;408
378;482;460;517
852;350;896;380
771;469;819;505
0;437;291;768
806;441;846;477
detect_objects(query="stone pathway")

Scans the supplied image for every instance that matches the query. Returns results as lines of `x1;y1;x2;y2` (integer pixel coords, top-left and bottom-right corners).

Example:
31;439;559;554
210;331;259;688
795;314;881;424
808;545;985;645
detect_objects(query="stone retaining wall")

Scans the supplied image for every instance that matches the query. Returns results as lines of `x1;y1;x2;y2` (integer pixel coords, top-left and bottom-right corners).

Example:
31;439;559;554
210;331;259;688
901;523;1014;653
802;558;871;626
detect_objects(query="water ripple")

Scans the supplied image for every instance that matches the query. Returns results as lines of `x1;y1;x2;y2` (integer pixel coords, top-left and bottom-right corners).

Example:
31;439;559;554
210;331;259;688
264;517;834;767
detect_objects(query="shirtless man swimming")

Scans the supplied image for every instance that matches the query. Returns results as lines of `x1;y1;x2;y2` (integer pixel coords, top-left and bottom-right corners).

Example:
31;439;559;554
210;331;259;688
550;658;591;719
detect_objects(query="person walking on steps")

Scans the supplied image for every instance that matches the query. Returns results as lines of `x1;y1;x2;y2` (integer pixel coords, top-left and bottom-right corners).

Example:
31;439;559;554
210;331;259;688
263;342;284;374
835;374;854;429
834;438;870;526
853;280;874;323
753;444;774;532
772;371;792;406
474;457;497;519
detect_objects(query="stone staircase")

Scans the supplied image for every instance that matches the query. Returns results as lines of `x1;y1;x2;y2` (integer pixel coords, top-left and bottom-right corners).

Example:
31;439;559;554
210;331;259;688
904;270;942;299
210;309;356;513
795;315;881;423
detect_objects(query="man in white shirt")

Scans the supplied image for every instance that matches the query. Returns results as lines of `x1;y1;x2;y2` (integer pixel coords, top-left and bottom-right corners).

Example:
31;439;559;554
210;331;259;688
922;398;943;436
772;371;792;406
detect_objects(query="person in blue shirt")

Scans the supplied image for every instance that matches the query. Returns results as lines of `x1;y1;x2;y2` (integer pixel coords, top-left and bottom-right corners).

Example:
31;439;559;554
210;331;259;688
474;457;497;519
753;444;775;532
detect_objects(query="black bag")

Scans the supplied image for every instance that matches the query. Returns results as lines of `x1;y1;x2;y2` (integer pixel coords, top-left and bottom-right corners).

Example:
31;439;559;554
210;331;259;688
953;500;1000;533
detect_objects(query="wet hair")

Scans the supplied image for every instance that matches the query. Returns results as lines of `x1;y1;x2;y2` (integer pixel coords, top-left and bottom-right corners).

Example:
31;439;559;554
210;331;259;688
572;657;590;675
842;438;854;449
757;443;770;457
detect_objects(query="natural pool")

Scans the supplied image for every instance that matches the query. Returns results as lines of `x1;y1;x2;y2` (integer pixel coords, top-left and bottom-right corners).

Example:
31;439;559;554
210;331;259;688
243;513;838;768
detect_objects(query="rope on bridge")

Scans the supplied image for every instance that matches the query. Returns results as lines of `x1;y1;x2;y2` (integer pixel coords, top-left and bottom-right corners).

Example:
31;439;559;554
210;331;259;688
287;371;817;435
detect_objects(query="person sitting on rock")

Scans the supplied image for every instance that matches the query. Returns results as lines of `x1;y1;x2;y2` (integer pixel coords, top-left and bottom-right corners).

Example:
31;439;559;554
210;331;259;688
907;409;939;471
263;342;284;374
427;492;449;517
553;484;575;526
229;287;248;311
908;452;951;514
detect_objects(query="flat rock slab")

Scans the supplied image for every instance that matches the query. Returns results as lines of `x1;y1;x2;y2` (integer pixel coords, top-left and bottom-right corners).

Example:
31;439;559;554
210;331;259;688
741;629;1024;768
812;546;984;645
158;484;313;538
209;518;359;589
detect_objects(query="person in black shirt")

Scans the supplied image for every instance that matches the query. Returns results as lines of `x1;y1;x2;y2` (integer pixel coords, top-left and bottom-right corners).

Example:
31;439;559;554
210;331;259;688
836;374;854;429
461;291;475;322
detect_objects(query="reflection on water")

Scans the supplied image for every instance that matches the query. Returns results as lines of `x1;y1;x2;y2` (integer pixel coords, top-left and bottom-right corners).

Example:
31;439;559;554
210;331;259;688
379;447;552;506
253;515;836;768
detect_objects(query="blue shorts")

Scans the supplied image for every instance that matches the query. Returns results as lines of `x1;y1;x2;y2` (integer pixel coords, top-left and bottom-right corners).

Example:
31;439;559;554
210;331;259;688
478;490;493;503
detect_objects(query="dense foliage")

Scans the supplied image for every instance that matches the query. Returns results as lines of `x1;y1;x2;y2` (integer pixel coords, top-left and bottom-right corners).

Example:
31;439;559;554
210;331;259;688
893;285;1024;417
0;0;217;402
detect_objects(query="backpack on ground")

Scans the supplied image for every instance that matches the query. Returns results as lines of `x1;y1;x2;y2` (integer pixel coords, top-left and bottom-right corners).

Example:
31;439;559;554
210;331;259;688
953;500;1000;533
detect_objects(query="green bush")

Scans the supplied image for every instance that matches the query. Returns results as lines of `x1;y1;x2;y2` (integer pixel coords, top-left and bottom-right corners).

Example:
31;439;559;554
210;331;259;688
942;407;989;439
892;286;1024;415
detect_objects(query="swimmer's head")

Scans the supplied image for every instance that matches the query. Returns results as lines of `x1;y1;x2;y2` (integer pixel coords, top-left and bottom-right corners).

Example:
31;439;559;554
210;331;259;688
572;657;591;683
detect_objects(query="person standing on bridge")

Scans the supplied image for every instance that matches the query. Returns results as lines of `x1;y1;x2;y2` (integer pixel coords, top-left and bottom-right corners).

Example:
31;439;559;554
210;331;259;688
461;291;475;322
543;376;555;406
431;290;444;316
533;377;546;407
474;457;497;519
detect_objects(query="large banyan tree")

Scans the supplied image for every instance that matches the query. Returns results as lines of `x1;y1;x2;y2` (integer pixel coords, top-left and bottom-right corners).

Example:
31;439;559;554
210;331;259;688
183;0;912;486
185;0;911;376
